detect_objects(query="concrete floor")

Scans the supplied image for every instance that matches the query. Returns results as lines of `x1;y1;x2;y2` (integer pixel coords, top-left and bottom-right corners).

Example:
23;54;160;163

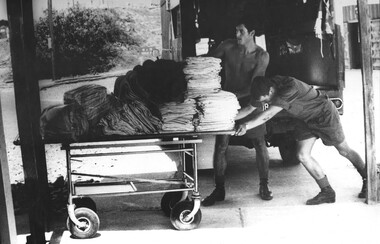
15;70;380;244
15;140;380;244
15;145;380;244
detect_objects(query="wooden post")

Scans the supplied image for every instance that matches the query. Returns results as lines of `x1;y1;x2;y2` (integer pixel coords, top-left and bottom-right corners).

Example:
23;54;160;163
356;0;378;204
160;0;172;59
7;0;50;243
180;0;197;58
48;0;57;80
0;97;17;244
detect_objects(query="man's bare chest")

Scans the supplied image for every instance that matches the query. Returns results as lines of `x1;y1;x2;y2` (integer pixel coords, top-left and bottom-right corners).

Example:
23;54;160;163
225;53;259;71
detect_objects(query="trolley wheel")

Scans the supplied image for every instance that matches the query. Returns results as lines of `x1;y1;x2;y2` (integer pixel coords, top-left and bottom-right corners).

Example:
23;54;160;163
170;201;202;230
161;191;183;217
67;207;100;239
73;197;97;212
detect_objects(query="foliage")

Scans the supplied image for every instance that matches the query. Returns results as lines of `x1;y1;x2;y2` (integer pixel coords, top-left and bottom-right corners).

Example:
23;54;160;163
35;5;142;78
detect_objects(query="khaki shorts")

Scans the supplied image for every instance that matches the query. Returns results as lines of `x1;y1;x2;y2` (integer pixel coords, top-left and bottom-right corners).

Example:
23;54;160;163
237;96;267;139
294;101;345;146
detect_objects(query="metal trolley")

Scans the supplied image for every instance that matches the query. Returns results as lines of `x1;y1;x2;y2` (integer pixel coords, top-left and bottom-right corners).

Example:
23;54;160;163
62;131;231;238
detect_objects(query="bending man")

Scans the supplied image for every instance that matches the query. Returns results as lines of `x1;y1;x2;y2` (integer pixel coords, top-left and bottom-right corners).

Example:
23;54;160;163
235;75;367;205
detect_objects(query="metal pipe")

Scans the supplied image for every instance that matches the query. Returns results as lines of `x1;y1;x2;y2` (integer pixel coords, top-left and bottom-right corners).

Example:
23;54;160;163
75;188;193;198
71;172;187;185
70;148;194;158
183;142;201;221
64;139;202;150
67;204;86;228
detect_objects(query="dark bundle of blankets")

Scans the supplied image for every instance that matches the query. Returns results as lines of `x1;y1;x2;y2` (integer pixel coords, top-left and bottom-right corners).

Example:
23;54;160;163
40;59;187;141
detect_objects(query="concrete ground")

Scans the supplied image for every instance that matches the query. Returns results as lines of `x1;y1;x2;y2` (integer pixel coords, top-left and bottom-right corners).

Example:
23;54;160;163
15;146;380;244
15;70;380;244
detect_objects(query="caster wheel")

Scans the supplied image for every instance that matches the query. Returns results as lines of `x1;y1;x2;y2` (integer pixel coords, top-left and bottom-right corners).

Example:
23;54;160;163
67;207;100;239
170;201;202;230
161;191;183;217
73;197;97;212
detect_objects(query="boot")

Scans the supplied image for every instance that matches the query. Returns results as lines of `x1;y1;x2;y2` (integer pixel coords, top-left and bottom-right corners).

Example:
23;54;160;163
202;187;225;206
358;178;367;199
306;186;336;205
259;178;273;201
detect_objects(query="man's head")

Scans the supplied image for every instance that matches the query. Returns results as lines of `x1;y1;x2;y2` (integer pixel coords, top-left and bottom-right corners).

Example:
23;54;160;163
251;76;276;103
235;16;256;45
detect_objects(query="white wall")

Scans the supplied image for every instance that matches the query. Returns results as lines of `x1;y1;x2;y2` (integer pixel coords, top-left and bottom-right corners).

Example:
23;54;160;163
0;0;7;20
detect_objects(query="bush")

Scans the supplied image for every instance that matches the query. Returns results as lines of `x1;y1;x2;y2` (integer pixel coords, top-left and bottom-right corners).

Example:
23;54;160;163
35;5;142;78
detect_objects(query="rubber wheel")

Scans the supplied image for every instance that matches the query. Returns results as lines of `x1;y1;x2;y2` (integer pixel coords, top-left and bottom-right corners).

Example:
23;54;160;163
161;191;183;217
73;197;97;212
170;201;202;230
67;207;100;239
278;139;300;166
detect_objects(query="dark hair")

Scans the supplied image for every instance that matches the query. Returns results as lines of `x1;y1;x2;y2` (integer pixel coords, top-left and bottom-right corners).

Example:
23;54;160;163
251;76;274;100
236;15;257;33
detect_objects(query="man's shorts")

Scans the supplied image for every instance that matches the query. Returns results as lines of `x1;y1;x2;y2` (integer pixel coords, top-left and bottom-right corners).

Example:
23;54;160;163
294;101;345;146
237;96;267;139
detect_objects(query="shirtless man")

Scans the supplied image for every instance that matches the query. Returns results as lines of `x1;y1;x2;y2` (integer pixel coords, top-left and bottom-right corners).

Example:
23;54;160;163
235;76;367;204
202;18;272;206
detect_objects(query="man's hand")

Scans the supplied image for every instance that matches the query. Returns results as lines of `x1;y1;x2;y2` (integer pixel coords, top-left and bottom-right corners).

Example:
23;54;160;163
235;123;247;136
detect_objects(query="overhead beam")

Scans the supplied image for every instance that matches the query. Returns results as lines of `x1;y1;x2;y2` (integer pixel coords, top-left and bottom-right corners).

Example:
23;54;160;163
7;0;50;243
356;0;378;204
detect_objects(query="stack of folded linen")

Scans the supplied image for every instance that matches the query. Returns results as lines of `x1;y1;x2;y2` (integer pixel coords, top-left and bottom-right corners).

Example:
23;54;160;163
159;98;198;132
195;90;240;131
183;57;222;97
183;57;240;132
159;57;240;133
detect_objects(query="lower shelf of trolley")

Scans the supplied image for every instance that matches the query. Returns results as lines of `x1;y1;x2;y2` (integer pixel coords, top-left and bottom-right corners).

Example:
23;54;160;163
72;178;194;197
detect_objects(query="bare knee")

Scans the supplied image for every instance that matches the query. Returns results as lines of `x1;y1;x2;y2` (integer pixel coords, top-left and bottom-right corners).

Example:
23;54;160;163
215;142;229;154
296;151;311;163
337;148;350;158
252;137;267;151
335;142;352;158
335;141;355;158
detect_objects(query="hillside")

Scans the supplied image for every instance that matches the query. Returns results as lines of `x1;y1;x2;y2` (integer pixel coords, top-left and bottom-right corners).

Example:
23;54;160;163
0;4;162;85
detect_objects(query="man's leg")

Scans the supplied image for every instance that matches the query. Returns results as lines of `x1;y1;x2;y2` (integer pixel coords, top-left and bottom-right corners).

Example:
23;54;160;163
252;137;273;200
334;140;367;198
202;135;230;206
296;137;336;205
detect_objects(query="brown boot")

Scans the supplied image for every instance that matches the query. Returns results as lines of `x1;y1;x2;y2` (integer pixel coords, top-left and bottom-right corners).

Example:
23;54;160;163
306;186;336;205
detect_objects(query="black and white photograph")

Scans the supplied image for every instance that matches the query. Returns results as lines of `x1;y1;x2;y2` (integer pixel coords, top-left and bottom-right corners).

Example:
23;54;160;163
0;0;379;243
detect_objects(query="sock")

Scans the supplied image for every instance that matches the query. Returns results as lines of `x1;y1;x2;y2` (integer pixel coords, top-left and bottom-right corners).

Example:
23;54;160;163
215;175;225;189
260;178;269;186
356;165;367;179
316;175;330;189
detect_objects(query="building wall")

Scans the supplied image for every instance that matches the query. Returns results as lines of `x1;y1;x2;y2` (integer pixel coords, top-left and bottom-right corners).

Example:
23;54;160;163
341;3;380;69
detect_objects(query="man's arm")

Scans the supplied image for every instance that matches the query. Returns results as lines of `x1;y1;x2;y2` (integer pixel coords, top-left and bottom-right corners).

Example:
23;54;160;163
235;105;283;136
235;104;257;121
251;51;269;79
207;40;234;58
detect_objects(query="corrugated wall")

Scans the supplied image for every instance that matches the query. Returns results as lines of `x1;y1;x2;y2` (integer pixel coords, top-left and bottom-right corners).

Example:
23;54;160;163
343;4;380;22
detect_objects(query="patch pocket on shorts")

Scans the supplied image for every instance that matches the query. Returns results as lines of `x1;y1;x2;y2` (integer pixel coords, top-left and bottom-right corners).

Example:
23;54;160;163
309;107;332;125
